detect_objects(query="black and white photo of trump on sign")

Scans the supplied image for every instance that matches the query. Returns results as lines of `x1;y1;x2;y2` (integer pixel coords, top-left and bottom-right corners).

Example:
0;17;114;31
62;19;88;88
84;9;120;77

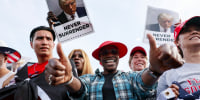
143;6;180;46
46;0;93;42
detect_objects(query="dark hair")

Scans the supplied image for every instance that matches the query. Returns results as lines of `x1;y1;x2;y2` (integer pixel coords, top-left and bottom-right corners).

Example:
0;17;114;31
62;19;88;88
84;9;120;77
30;26;56;42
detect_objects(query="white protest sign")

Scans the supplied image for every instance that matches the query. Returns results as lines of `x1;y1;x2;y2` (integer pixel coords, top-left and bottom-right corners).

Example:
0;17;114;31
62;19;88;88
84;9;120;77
143;30;175;46
46;0;94;42
53;17;93;42
143;6;179;46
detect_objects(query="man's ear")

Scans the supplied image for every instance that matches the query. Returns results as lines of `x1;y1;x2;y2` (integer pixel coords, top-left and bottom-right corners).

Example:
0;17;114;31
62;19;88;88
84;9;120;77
4;56;8;63
30;42;33;49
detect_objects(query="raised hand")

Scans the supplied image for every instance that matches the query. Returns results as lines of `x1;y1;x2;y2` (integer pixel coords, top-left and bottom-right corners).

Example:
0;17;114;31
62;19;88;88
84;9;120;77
147;33;183;74
169;84;179;98
47;11;59;29
45;43;72;85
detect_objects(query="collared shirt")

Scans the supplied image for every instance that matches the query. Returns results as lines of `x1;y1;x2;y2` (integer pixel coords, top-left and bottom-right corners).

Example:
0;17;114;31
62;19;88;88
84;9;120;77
64;12;78;21
159;24;171;33
68;68;157;100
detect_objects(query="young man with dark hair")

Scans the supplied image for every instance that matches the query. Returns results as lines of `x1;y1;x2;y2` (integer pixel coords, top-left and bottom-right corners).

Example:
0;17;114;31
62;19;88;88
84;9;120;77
17;26;71;100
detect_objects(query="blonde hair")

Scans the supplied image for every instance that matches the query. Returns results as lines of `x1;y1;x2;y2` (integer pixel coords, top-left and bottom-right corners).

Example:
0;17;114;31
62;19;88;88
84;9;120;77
68;49;94;76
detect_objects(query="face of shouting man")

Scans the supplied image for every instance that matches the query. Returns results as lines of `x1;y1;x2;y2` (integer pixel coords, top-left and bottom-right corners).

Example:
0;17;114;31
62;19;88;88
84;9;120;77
99;45;119;74
30;30;55;58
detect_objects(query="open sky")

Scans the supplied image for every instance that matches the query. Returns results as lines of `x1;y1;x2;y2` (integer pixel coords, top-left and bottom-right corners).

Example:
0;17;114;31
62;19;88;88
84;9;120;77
0;0;200;72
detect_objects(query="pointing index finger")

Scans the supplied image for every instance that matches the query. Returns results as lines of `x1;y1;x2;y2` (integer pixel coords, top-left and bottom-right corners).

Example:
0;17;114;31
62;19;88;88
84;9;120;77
57;43;67;62
147;33;157;51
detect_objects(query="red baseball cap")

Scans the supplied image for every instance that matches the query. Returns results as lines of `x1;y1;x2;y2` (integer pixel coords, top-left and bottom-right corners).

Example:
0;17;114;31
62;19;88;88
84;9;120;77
130;46;147;56
92;41;127;60
174;16;200;41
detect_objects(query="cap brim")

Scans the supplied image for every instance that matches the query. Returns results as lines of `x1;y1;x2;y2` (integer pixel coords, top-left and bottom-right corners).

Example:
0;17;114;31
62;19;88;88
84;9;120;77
183;17;200;30
174;16;200;41
92;42;127;60
0;47;21;63
130;47;147;56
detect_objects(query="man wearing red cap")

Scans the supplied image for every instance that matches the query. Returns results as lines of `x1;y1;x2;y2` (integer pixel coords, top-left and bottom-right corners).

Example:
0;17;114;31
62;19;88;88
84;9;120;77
129;46;148;71
44;34;183;99
157;16;200;100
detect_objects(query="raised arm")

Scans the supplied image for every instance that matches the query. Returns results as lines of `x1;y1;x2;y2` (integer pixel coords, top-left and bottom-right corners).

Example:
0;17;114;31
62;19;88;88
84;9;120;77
45;43;81;93
142;34;183;85
46;11;59;29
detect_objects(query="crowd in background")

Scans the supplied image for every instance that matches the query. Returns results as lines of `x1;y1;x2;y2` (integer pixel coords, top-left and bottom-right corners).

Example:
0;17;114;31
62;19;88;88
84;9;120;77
0;0;200;100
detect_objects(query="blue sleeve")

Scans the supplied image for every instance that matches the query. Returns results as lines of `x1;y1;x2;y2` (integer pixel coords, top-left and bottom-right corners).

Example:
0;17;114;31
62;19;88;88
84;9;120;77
67;75;91;100
129;68;157;99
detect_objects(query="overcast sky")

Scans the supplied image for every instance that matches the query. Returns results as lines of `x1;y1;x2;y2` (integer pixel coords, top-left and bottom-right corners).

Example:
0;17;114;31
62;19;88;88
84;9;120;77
1;0;200;72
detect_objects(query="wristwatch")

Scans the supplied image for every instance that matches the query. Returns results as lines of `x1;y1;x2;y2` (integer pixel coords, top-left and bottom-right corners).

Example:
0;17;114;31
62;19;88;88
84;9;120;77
147;68;162;79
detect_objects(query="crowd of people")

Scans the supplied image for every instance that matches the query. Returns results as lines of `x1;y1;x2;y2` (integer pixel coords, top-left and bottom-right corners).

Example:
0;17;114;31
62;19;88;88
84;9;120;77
1;16;200;100
0;0;200;100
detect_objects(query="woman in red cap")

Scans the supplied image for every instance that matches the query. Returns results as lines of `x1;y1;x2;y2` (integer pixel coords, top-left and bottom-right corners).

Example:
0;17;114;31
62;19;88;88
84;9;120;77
157;16;200;100
128;46;148;71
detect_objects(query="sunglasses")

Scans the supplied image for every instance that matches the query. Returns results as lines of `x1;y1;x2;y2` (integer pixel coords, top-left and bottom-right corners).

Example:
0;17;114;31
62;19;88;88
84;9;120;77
99;49;119;56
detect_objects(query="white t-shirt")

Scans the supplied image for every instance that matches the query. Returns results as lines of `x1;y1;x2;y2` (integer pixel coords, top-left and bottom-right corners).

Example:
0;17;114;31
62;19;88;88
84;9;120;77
157;63;200;97
0;71;15;88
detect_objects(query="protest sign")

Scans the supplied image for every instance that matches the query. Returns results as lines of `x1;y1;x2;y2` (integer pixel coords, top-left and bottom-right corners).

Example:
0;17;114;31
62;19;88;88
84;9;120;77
46;0;93;42
143;6;179;46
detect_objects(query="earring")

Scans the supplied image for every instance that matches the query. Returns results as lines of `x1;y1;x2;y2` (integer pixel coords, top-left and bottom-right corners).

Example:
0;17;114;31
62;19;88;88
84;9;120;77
176;43;180;46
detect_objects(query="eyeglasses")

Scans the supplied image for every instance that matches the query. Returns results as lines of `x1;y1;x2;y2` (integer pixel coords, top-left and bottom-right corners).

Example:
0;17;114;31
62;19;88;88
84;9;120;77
99;49;119;56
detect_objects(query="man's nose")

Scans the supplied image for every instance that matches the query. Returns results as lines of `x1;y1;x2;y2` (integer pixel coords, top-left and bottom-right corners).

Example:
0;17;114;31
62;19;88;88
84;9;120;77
137;57;143;61
75;56;79;59
106;52;116;56
41;39;48;44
